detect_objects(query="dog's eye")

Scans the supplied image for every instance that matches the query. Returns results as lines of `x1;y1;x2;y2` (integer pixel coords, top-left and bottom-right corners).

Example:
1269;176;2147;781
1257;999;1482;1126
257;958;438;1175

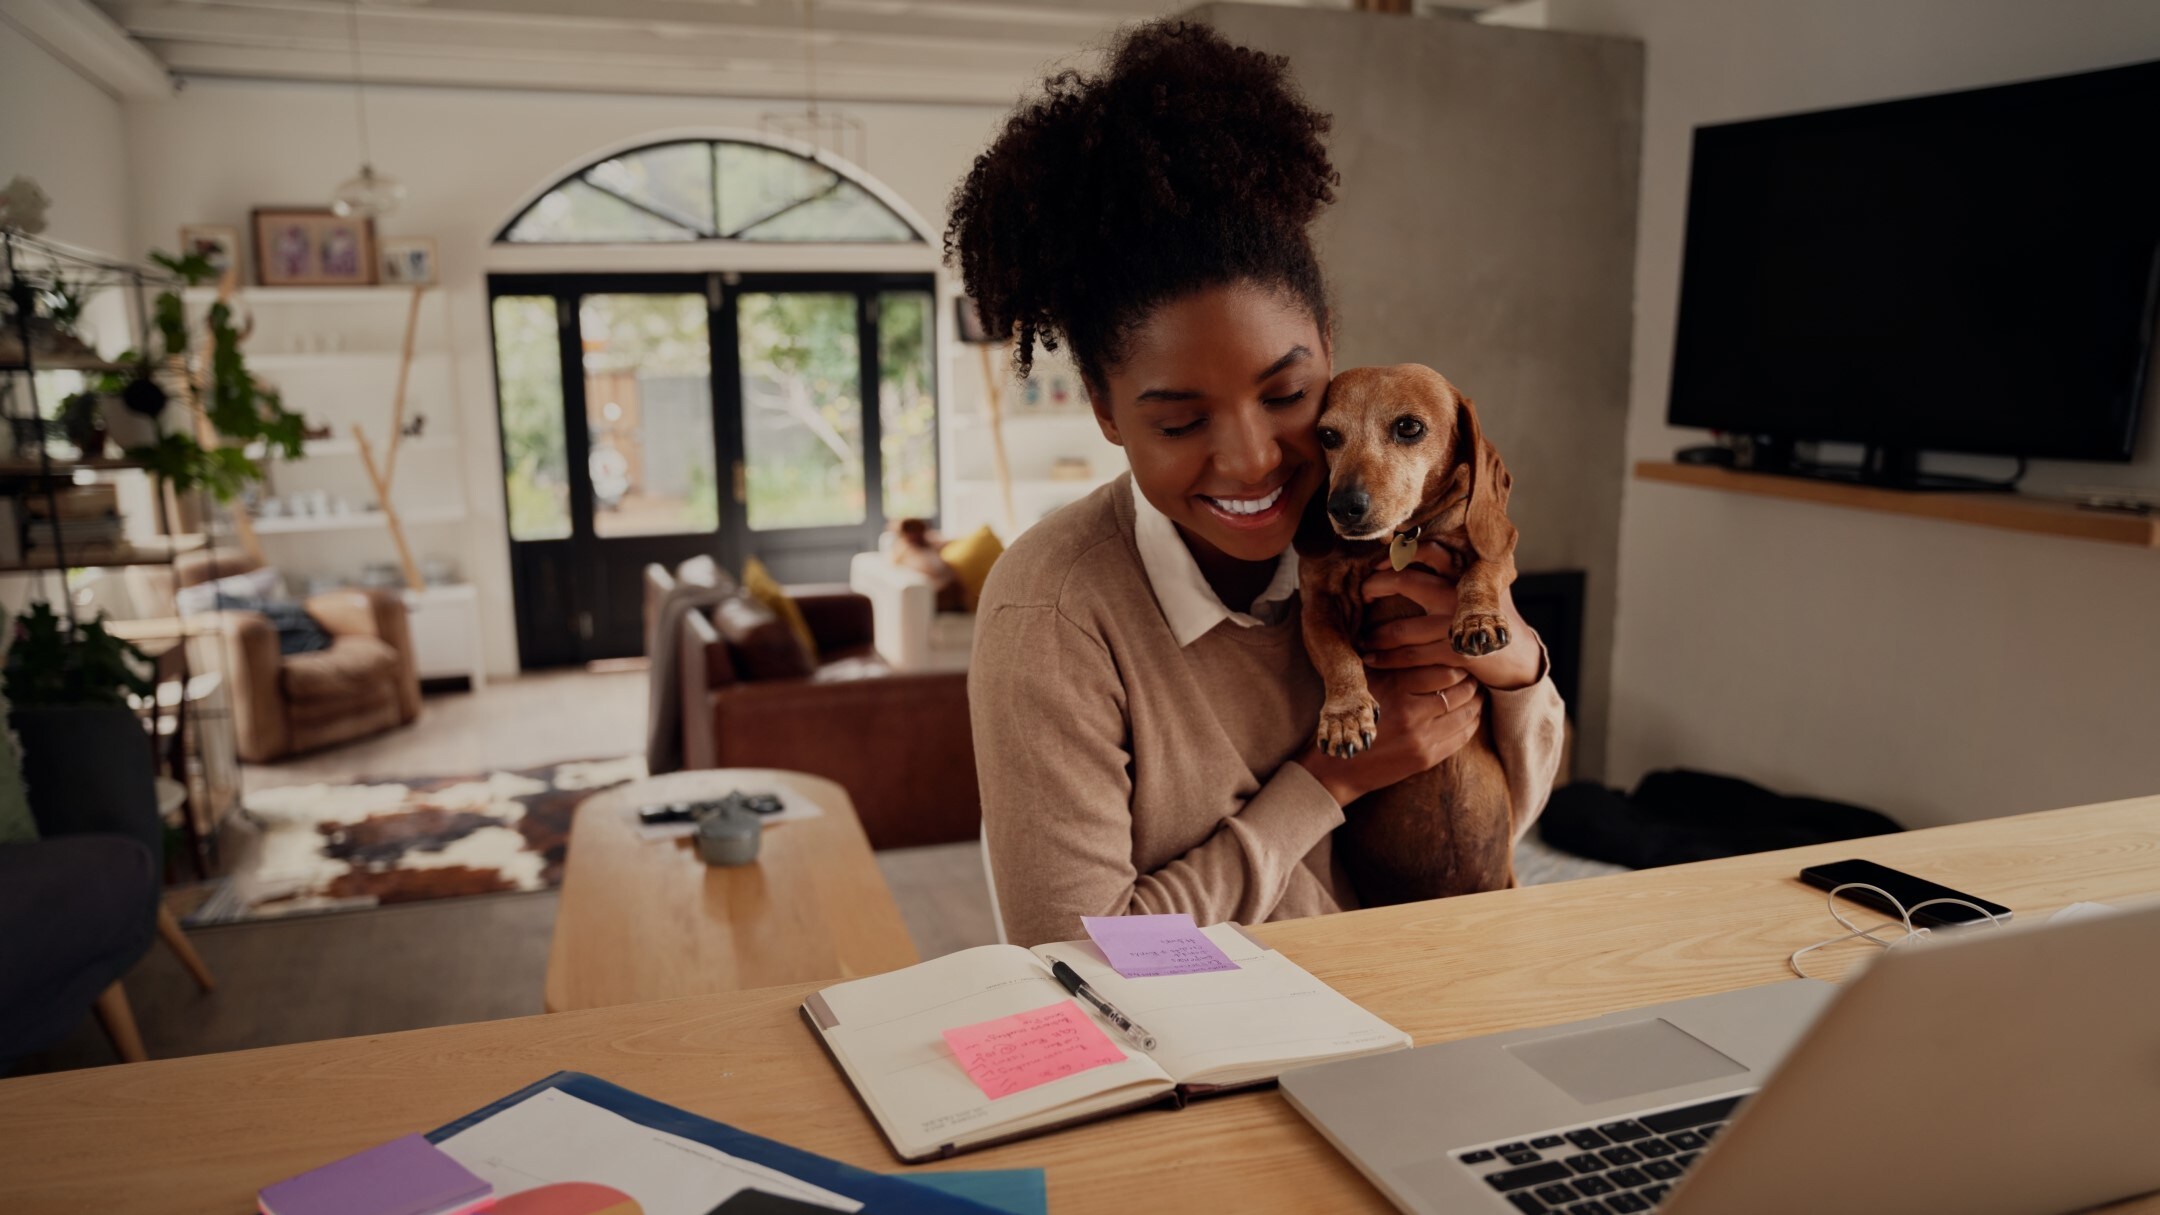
1393;417;1426;442
1317;427;1342;450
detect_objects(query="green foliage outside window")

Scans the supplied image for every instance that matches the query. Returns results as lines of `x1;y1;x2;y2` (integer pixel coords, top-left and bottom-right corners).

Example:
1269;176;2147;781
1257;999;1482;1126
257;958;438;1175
493;296;572;540
878;292;937;521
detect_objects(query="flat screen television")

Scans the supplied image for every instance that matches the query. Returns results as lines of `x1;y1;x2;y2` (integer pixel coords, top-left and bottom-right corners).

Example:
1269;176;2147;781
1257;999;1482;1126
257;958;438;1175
1668;58;2160;487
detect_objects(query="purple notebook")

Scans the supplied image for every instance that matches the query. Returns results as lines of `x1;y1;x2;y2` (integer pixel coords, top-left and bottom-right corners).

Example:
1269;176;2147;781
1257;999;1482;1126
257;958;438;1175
258;1133;492;1215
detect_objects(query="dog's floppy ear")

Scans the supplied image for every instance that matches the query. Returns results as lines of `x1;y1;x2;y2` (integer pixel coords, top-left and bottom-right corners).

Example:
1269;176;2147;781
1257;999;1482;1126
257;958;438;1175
1455;395;1517;563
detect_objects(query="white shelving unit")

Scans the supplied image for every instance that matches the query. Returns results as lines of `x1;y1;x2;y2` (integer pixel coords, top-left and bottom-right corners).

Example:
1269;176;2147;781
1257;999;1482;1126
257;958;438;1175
248;507;468;535
189;285;486;671
403;582;486;689
940;339;1124;539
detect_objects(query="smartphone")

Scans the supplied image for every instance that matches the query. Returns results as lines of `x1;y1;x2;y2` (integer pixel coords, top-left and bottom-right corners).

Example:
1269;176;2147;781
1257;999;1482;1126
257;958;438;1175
1798;859;2012;928
637;803;695;826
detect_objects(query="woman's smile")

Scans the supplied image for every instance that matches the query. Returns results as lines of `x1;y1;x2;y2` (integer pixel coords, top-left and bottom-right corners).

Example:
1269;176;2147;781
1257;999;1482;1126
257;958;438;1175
1196;474;1298;530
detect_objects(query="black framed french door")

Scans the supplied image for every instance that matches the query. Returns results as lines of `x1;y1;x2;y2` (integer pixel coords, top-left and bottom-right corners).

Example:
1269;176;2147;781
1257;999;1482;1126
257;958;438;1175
488;270;938;667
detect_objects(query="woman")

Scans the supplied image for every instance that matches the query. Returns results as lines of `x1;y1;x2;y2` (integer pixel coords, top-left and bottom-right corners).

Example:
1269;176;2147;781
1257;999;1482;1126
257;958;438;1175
952;22;1566;948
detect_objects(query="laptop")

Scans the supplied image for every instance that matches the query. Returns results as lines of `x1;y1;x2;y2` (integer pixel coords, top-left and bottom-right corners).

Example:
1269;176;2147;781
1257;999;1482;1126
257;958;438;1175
1280;899;2160;1215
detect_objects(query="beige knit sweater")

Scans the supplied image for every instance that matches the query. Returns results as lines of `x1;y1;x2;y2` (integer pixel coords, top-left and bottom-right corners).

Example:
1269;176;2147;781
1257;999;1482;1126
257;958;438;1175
970;475;1569;948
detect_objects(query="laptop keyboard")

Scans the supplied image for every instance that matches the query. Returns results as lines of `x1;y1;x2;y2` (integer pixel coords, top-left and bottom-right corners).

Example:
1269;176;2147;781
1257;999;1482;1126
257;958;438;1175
1454;1093;1747;1214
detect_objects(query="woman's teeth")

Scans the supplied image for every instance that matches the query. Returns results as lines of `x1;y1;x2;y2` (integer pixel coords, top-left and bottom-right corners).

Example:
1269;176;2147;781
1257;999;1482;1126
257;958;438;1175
1206;486;1284;516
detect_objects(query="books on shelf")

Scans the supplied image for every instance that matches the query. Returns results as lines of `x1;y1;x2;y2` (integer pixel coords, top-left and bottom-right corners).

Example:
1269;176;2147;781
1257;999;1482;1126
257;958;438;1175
803;922;1412;1162
23;482;118;519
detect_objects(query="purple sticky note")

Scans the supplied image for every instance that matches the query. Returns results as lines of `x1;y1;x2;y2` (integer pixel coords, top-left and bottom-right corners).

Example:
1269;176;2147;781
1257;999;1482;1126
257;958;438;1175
1081;913;1240;978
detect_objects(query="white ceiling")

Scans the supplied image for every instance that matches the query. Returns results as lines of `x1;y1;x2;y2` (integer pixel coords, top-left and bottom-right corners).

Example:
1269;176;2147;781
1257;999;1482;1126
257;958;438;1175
89;0;1501;106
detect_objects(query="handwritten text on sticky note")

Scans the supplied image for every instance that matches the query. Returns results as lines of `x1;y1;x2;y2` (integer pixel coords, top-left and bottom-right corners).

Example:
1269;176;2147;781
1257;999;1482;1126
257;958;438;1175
941;1000;1127;1100
1081;913;1240;978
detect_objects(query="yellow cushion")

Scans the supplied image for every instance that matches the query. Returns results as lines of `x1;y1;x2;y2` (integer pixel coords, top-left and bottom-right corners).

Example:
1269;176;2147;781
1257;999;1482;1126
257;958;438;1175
741;557;816;663
939;525;1005;612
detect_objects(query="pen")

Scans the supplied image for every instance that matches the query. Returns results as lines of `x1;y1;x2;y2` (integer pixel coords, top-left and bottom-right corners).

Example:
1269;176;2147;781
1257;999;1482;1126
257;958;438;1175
1051;960;1159;1052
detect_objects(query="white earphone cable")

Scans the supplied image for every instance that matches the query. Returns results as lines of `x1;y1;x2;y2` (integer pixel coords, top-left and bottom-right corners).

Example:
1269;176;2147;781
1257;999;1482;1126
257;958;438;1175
1787;881;2006;981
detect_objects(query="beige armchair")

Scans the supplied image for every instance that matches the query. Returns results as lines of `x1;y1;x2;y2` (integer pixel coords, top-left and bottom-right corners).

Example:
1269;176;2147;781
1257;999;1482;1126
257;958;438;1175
131;552;421;762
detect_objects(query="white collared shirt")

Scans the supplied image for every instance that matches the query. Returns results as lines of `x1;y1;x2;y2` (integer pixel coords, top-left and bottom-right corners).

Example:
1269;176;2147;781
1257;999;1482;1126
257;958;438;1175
1130;477;1301;648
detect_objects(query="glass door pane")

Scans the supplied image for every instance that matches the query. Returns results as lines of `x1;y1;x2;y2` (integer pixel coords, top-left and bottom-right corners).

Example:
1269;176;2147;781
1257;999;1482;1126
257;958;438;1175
878;291;937;521
580;293;719;538
492;295;572;541
737;292;865;531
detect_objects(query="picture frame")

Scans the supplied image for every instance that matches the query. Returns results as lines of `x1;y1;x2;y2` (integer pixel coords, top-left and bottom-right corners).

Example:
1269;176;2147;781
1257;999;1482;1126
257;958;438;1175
178;224;242;292
250;208;378;287
379;236;439;286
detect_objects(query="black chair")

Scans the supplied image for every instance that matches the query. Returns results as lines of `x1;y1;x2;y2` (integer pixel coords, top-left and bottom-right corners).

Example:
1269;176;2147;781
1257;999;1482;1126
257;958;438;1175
6;708;219;1067
0;835;161;1071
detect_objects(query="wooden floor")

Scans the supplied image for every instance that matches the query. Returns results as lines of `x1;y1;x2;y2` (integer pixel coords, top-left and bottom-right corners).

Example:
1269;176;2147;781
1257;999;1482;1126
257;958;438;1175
12;889;560;1074
9;668;1003;1077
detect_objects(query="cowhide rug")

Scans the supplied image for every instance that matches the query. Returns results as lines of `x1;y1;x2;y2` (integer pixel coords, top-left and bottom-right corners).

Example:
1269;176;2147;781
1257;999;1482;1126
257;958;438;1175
195;756;647;924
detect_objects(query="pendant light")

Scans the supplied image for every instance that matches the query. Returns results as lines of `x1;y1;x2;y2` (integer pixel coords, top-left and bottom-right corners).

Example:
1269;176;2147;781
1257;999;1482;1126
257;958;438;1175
760;0;867;172
330;1;405;219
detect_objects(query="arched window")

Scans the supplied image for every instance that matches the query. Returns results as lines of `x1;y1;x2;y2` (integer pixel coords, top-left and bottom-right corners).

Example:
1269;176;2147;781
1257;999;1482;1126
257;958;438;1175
497;139;922;245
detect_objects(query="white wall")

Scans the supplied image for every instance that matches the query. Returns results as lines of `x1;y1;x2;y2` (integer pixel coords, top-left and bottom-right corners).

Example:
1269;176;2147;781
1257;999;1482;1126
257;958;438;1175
0;19;131;255
1570;0;2160;826
125;77;1010;675
2;21;141;621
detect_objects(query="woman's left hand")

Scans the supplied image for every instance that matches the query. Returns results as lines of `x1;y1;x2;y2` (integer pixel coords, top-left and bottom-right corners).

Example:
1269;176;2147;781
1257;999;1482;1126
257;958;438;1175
1360;541;1543;691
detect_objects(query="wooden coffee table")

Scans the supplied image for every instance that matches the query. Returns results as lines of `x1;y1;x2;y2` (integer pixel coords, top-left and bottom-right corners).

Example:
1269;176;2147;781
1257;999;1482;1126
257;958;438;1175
543;768;920;1012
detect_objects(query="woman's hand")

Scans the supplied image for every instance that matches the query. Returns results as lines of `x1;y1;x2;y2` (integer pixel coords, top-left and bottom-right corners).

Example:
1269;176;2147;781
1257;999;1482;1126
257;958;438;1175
1296;664;1486;807
1359;542;1542;692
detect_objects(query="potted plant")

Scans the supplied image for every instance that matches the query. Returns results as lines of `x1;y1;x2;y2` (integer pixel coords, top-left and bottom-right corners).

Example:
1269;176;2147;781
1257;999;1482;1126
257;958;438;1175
56;389;108;458
3;602;162;853
58;369;162;453
1;270;107;371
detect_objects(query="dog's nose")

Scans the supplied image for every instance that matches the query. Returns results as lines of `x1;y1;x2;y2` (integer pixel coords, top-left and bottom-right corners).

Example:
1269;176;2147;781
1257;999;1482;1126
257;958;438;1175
1327;486;1370;527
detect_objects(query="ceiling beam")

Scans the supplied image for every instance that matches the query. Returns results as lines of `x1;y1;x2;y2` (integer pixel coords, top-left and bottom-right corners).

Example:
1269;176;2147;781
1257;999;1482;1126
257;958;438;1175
143;38;1050;106
3;0;174;99
104;0;1121;59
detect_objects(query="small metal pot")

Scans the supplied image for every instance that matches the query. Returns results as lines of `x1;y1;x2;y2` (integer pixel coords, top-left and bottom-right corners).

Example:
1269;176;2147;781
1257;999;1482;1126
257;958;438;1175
693;804;763;867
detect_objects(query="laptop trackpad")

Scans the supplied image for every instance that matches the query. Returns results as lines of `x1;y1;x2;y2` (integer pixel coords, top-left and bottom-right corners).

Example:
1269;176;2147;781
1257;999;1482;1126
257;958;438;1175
1504;1018;1748;1105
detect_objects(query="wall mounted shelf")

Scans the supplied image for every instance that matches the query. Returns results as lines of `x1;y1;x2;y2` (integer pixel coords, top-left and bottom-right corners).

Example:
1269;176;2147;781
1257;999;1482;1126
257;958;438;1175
1634;461;2160;549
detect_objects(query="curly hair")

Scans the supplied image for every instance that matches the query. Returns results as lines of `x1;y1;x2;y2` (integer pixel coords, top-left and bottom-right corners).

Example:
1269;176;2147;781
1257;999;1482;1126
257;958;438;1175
946;20;1338;385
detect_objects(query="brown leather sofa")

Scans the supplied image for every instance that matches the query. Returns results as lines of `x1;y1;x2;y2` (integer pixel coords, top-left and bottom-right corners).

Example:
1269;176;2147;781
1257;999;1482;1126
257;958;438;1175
647;562;980;850
140;551;422;763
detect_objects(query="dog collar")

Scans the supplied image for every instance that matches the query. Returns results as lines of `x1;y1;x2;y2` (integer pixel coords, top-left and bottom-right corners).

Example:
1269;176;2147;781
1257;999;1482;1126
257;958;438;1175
1388;526;1423;572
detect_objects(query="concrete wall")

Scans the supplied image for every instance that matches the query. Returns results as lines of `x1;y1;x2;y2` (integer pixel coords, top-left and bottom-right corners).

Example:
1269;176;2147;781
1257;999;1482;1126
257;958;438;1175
1554;0;2160;826
1197;4;1643;777
0;20;132;255
125;77;1009;675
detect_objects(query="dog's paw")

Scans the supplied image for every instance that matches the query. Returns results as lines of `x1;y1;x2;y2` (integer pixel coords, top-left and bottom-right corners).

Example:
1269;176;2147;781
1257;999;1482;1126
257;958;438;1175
1450;611;1511;658
1315;693;1381;759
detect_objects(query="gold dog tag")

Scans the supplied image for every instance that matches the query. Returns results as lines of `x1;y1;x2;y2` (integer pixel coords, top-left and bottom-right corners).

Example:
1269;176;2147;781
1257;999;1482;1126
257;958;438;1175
1388;528;1420;572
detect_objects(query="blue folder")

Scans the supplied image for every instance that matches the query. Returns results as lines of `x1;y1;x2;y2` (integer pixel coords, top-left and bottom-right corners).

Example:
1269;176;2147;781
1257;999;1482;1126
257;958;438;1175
426;1071;1028;1214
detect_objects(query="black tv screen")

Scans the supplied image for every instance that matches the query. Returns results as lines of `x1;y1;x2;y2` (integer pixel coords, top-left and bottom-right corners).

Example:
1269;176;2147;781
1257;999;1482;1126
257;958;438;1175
1669;59;2160;462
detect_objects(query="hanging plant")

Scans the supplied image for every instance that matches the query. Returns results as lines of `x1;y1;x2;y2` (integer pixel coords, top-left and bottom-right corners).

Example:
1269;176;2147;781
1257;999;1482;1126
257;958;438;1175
119;249;306;498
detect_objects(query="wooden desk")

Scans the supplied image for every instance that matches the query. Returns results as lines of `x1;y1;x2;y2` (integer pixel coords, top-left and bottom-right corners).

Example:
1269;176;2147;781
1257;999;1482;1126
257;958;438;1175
4;796;2156;1214
543;769;920;1012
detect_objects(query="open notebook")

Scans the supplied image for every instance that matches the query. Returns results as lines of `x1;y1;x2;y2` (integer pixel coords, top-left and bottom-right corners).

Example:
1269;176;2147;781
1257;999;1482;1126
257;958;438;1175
801;923;1411;1162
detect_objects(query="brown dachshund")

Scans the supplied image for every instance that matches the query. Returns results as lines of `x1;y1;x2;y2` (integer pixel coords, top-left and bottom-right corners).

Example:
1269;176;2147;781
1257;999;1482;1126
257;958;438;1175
1296;363;1523;907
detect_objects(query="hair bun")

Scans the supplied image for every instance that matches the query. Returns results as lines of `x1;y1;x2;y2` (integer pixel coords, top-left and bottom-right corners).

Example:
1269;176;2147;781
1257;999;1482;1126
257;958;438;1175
948;20;1337;381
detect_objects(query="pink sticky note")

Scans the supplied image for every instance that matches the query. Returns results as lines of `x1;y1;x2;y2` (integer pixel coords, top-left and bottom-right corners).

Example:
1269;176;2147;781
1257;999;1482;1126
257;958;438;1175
941;999;1127;1100
1081;913;1240;978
